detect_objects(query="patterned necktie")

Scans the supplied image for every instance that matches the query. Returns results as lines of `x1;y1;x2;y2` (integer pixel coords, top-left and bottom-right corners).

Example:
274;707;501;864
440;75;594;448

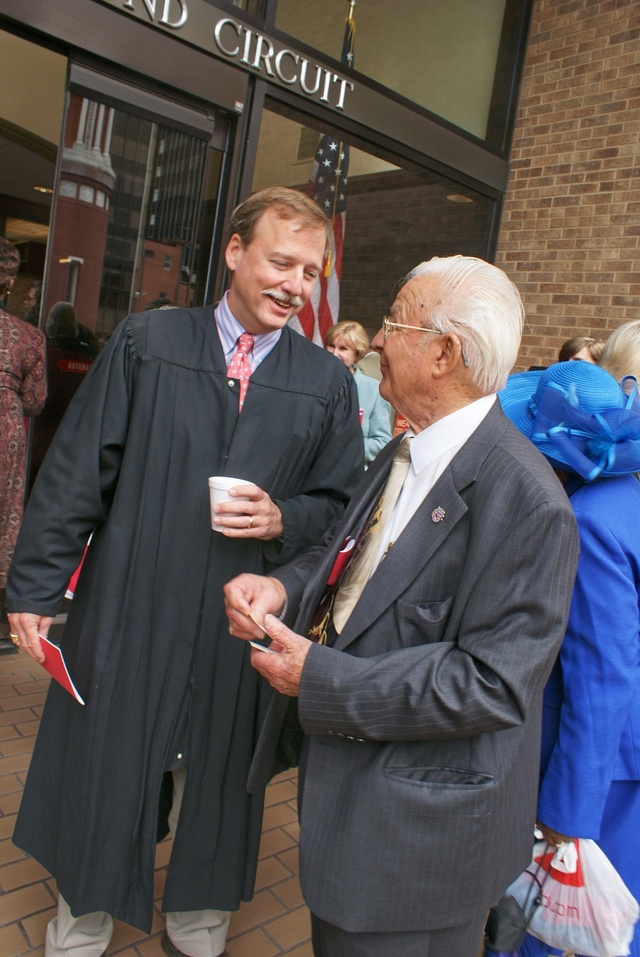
226;333;255;411
332;436;413;633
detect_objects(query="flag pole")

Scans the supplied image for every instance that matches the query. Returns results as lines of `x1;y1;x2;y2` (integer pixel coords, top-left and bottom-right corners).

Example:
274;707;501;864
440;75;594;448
298;0;354;338
324;0;355;278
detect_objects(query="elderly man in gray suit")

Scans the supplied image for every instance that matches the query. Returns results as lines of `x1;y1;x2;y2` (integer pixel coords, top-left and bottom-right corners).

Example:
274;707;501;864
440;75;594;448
224;255;579;957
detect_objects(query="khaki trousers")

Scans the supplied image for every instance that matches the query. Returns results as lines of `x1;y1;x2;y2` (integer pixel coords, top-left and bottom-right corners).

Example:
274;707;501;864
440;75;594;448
45;769;231;957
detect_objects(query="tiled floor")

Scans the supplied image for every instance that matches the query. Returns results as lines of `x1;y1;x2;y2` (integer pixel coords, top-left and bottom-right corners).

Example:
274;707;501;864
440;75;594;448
0;645;312;957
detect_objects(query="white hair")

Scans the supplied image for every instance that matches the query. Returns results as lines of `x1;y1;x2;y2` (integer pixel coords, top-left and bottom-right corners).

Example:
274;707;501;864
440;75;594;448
600;320;640;384
405;255;524;394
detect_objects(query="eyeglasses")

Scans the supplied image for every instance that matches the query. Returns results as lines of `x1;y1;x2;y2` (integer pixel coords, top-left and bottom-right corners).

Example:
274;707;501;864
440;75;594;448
382;315;470;367
382;316;443;341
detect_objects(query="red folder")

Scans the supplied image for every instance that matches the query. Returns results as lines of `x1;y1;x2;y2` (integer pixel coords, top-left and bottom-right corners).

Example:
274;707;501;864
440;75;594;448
39;634;85;705
326;537;356;587
66;539;90;599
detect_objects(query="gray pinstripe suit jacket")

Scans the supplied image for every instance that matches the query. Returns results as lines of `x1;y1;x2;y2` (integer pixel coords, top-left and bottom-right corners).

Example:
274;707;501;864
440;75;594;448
249;402;579;933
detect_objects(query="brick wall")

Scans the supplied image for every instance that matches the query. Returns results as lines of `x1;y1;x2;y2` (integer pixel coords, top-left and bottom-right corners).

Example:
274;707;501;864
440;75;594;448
495;0;640;370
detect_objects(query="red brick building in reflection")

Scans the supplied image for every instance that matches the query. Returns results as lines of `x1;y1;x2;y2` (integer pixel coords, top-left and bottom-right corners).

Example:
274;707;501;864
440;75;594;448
45;94;116;333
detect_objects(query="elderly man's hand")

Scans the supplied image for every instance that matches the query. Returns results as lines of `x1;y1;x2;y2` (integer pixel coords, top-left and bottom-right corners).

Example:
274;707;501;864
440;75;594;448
248;615;312;697
224;574;286;639
6;613;51;663
212;484;283;540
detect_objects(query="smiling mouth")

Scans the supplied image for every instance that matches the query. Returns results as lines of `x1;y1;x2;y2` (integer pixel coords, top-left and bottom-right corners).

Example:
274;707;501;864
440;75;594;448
262;290;303;311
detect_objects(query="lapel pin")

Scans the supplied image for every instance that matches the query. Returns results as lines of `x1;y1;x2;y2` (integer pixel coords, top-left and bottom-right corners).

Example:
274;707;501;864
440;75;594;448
431;506;446;523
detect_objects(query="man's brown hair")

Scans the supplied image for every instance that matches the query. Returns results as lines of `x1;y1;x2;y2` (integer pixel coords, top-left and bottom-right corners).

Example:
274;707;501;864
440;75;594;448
227;186;329;248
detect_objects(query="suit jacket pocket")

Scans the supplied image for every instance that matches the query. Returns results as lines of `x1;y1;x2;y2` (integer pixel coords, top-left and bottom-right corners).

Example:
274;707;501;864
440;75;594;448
394;596;453;646
383;764;494;817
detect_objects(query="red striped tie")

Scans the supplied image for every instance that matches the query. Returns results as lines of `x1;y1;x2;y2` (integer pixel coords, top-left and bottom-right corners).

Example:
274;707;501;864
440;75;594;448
227;333;255;411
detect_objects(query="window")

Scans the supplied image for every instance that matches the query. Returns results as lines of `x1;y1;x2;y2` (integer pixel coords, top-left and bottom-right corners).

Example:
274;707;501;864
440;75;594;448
275;0;523;146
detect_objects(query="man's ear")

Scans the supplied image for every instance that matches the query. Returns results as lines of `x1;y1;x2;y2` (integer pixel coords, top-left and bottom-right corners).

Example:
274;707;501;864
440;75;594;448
432;335;463;377
225;233;242;272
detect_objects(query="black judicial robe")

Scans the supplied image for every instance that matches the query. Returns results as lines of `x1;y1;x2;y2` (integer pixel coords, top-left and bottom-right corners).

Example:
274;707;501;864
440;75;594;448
8;306;364;931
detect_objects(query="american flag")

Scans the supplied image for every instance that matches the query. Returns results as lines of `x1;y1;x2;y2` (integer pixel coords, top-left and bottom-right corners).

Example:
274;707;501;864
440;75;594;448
293;9;355;344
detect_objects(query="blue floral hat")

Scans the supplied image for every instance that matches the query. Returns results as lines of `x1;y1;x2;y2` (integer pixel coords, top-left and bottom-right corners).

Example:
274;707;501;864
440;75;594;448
498;361;640;480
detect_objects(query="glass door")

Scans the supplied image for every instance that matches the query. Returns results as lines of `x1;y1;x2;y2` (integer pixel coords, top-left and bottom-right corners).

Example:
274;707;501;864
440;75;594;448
29;63;230;482
45;68;228;342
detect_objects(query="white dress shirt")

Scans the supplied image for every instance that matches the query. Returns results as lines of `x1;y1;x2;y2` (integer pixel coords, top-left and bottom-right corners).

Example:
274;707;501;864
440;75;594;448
373;394;497;568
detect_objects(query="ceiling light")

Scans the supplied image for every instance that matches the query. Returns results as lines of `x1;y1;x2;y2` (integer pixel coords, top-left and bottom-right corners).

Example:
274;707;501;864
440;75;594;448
446;193;474;204
33;185;53;194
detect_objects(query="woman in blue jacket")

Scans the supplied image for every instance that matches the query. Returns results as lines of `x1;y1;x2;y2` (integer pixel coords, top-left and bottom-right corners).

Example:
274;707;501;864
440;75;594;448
325;320;393;465
499;361;640;957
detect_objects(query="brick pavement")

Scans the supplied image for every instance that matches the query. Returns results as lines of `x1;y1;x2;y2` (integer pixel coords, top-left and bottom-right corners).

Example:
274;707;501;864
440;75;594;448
0;646;312;957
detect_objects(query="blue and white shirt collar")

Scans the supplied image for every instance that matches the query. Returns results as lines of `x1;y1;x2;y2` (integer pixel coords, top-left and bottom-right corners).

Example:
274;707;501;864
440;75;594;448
215;291;283;370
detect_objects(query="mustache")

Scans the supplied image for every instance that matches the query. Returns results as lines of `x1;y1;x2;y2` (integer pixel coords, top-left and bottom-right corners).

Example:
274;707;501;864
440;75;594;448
262;288;303;309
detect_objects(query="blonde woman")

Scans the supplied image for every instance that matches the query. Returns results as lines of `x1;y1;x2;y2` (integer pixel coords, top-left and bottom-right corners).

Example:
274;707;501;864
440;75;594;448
325;320;392;465
600;320;640;384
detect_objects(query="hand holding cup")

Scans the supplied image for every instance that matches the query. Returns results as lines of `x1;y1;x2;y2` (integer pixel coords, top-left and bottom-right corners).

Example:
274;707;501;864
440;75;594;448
208;477;284;539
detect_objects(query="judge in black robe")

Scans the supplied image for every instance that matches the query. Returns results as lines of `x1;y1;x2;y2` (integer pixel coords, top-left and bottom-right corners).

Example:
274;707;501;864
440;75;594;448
7;192;364;943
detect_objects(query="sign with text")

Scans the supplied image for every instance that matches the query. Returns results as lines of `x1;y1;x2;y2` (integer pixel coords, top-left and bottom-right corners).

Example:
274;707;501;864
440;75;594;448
101;0;355;114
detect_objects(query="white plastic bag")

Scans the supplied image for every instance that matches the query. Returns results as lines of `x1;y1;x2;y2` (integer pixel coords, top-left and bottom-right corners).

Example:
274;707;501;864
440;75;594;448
506;838;639;957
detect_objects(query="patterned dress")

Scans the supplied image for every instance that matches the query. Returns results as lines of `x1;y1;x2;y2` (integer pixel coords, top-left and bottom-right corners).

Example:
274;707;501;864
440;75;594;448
0;309;46;588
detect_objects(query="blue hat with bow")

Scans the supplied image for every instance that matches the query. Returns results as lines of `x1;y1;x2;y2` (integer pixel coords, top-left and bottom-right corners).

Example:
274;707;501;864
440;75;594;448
498;361;640;481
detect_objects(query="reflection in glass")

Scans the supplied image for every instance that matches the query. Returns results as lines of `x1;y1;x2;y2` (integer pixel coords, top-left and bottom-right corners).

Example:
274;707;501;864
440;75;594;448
47;94;223;341
230;0;263;14
275;0;513;143
100;114;208;332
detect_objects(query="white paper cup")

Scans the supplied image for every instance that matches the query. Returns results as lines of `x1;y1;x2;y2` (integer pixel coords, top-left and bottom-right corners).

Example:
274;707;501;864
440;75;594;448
208;476;253;532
